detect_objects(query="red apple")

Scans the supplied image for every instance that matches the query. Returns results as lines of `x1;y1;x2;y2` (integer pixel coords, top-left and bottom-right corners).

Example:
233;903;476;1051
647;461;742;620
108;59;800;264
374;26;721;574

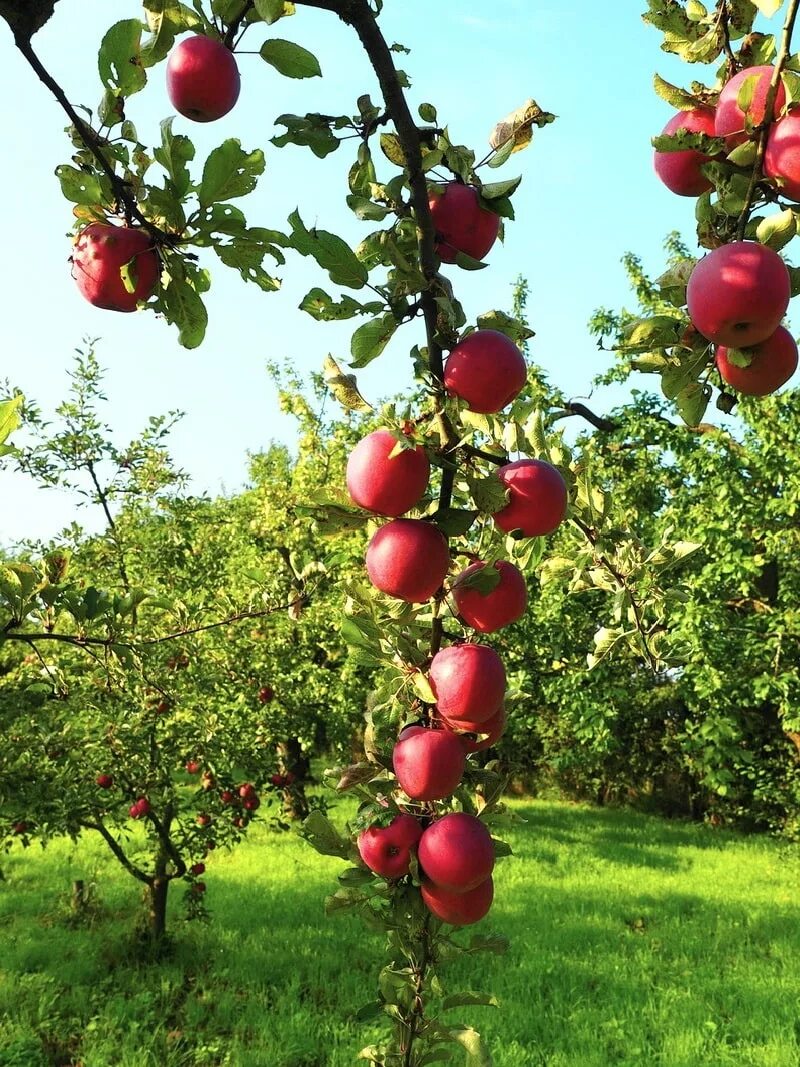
358;814;423;879
72;223;159;312
201;772;216;791
491;459;568;538
190;862;206;876
452;560;527;633
156;699;171;715
192;881;207;894
366;519;450;602
346;429;430;516
443;330;527;413
398;724;426;742
12;821;28;835
714;65;786;148
258;685;275;704
95;773;114;789
392;728;466;801
418;812;494;892
220;790;235;805
239;782;256;799
130;798;151;819
429;644;506;725
421;876;494;925
243;795;260;811
185;760;201;775
764;111;800;200
166;35;241;123
653;107;717;196
428;183;500;263
686;241;790;348
196;813;212;827
716;325;798;395
446;705;507;754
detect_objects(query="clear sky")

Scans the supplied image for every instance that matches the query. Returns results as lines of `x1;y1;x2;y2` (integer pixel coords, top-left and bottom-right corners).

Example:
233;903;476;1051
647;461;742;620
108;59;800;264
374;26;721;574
0;1;777;545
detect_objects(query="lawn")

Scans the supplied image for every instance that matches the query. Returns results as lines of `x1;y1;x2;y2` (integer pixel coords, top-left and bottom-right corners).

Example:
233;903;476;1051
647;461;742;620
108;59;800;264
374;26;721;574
0;799;797;1066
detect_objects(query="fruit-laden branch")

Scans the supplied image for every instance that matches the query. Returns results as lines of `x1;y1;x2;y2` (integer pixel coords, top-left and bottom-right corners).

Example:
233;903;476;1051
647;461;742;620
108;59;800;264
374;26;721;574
8;34;171;241
736;0;800;239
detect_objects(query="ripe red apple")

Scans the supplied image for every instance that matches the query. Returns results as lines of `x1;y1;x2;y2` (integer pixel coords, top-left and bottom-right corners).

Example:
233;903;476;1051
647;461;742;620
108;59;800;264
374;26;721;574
716;325;798;395
243;795;260;811
156;699;171;715
764;111;800;200
196;813;212;827
418;812;494;892
443;330;527;413
421;876;494;926
72;223;159;312
429;644;506;725
270;773;287;788
428;183;500;263
452;559;527;633
220;789;235;805
491;459;568;538
366;519;450;602
653;107;717;196
446;705;507;754
346;429;430;516
258;685;275;704
233;815;247;828
686;241;790;348
201;772;216;791
166;35;241;123
185;760;201;775
95;773;114;789
192;881;207;894
129;798;151;819
190;862;206;876
392;728;466;801
238;782;256;799
714;65;786;148
357;814;423;879
398;724;426;742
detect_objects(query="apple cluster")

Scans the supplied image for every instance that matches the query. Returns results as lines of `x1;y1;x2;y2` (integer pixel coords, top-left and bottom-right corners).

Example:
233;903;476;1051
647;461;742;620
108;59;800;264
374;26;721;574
344;199;568;922
653;65;798;397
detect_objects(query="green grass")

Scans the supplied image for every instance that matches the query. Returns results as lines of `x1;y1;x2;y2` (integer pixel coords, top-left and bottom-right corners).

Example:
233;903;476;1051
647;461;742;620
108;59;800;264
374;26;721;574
1;800;798;1066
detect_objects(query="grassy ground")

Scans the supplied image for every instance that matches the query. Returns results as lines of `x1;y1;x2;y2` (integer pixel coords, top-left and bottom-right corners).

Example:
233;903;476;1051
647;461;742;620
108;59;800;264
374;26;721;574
0;799;798;1067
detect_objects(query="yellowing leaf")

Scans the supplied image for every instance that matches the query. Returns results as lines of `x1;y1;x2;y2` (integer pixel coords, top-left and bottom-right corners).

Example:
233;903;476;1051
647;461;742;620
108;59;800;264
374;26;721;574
488;99;555;157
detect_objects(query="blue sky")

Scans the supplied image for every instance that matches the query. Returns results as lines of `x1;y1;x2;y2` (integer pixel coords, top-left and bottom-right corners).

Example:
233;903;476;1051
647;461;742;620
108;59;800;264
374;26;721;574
0;1;776;544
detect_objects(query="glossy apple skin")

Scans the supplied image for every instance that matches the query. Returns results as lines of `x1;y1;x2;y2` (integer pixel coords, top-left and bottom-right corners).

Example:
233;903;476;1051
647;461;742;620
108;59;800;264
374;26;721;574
443;330;527;413
346;429;430;516
445;705;507;753
72;224;159;312
418;812;494;892
392;728;466;801
428;183;500;263
366;519;450;602
764;111;800;201
492;459;568;537
166;35;241;122
653;108;717;196
452;560;527;633
429;644;505;725
716;325;798;395
358;814;423;878
686;241;790;348
714;66;786;148
421;876;494;925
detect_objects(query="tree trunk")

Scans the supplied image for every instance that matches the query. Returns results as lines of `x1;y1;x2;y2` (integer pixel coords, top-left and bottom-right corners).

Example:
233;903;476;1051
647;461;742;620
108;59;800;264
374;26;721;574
278;736;311;820
148;876;169;941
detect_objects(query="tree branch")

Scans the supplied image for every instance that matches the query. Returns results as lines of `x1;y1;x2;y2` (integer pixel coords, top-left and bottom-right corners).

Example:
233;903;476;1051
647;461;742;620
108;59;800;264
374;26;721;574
80;819;150;884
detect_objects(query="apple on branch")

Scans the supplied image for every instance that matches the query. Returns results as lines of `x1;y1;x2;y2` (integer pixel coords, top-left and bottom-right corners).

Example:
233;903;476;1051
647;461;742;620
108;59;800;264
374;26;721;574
358;814;423;879
429;643;506;724
653;107;717;197
428;182;500;263
346;429;430;516
392;727;466;801
716;325;798;396
418;812;495;893
72;223;159;313
166;34;241;123
452;559;527;633
714;66;786;149
443;330;527;414
365;518;450;602
421;875;494;926
491;459;568;538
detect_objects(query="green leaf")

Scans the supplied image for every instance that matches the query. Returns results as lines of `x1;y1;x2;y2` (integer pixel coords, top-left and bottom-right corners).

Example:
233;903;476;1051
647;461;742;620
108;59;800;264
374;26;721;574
98;20;146;98
442;992;499;1010
0;395;22;450
338;866;374;887
350;314;398;368
141;1;199;67
447;1026;492;1067
676;381;711;426
480;176;522;200
157;271;208;349
724;347;754;368
411;671;436;704
468;473;509;514
55;166;104;206
272;113;342;158
323;354;373;412
475;309;534;345
756;208;797;251
346;194;390;221
198;140;265;207
154;117;195;199
419;102;437;123
288;210;368;289
435;508;479;537
254;0;296;23
303;810;351;859
260;38;321;78
300;288;383;322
